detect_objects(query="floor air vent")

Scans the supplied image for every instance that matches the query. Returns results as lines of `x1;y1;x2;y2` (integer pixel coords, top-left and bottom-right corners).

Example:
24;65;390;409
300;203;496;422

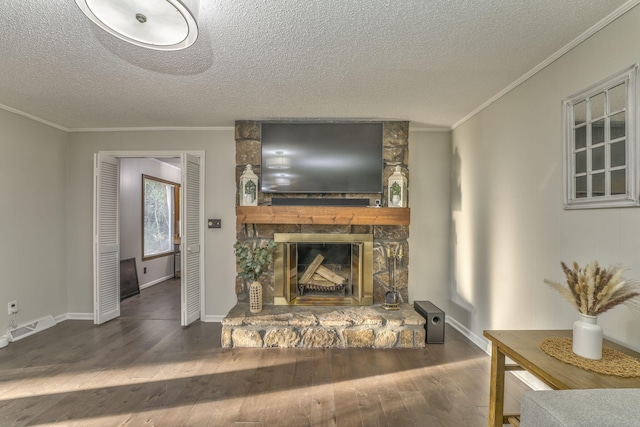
7;315;56;342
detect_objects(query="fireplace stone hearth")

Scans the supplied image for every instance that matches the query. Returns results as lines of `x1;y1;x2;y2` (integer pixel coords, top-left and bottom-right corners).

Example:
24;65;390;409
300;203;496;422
221;303;425;348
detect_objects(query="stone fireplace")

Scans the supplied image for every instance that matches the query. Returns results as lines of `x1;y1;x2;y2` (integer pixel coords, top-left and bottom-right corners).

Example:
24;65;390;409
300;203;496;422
273;233;373;306
222;120;425;349
234;120;410;307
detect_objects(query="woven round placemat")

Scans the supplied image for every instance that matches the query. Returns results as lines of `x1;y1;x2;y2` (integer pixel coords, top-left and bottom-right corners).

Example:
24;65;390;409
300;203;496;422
540;337;640;378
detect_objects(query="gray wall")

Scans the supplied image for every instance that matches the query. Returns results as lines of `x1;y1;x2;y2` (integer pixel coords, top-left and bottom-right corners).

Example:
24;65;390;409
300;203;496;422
408;130;452;310
451;5;640;351
0;109;69;326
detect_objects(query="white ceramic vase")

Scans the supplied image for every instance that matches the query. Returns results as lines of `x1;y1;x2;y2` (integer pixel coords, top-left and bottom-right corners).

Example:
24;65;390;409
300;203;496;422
572;313;602;360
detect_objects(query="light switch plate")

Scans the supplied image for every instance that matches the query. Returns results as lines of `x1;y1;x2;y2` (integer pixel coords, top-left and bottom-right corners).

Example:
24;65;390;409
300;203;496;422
208;219;222;229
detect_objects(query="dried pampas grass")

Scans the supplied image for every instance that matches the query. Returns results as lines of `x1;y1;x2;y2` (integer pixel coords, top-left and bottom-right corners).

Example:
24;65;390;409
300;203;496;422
544;261;640;316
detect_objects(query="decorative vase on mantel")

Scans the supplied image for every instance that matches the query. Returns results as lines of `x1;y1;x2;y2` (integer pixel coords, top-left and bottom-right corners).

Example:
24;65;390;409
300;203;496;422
572;313;603;360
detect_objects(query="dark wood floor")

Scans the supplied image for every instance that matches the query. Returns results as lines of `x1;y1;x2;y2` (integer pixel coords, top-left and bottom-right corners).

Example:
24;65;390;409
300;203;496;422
0;280;529;426
120;278;181;321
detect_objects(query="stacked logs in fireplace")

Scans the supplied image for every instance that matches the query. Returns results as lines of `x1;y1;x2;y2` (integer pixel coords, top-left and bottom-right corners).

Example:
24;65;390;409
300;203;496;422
273;233;374;306
298;254;347;296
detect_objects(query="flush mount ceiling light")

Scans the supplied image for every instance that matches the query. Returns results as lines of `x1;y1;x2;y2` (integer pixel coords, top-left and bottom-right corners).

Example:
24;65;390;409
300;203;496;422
75;0;199;51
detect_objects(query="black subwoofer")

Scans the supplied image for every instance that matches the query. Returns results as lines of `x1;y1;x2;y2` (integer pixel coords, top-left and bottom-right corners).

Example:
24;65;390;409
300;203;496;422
414;301;445;343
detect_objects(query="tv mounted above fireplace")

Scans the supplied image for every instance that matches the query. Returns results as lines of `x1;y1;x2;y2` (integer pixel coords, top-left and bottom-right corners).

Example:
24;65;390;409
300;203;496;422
260;122;383;194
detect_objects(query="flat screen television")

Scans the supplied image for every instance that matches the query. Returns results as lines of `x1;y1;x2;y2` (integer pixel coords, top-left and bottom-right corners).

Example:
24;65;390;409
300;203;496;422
261;122;383;193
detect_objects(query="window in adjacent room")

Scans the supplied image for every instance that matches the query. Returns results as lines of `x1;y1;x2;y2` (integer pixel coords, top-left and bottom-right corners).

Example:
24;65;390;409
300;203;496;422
142;175;180;260
563;64;638;209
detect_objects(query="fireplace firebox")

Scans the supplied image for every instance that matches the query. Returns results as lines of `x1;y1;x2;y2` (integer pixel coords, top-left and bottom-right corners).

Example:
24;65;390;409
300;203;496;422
274;233;373;306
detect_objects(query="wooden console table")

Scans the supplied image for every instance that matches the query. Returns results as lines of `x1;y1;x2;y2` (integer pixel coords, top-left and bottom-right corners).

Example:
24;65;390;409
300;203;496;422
484;330;640;427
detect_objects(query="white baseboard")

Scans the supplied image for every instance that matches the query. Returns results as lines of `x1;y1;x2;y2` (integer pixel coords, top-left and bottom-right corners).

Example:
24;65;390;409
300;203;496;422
56;313;93;322
445;315;549;391
140;274;175;290
445;315;492;353
55;312;223;323
202;314;224;322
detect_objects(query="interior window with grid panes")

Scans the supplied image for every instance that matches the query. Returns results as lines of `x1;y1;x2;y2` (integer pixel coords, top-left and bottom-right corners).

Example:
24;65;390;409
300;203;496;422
564;65;638;208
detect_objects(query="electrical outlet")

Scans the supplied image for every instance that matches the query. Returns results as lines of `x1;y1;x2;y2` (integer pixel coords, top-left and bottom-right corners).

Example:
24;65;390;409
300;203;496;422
8;300;17;315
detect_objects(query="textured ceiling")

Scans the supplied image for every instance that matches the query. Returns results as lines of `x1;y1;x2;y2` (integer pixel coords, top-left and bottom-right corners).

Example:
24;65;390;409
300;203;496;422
0;0;634;130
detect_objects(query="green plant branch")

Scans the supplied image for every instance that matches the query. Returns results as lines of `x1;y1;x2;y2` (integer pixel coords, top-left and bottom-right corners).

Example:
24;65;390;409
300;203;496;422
234;240;277;283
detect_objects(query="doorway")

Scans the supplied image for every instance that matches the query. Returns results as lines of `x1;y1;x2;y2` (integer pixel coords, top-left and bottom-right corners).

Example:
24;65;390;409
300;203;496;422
122;158;180;318
93;151;205;326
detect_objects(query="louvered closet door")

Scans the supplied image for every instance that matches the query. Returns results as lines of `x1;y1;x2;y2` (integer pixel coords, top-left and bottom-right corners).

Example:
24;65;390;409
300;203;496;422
94;154;120;324
181;153;202;326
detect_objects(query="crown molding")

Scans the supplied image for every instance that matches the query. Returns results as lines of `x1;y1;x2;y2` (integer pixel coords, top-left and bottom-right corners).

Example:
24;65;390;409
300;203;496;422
0;103;69;132
68;126;235;133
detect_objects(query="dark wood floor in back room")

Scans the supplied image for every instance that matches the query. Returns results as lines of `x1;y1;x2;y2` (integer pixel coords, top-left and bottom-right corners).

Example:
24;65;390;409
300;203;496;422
0;279;529;426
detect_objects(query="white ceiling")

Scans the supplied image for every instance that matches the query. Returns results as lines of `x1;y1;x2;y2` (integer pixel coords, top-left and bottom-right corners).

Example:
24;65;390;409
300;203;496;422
0;0;635;131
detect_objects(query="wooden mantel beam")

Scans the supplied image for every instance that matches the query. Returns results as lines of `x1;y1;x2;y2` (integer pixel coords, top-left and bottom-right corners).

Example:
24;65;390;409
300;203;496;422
236;206;410;226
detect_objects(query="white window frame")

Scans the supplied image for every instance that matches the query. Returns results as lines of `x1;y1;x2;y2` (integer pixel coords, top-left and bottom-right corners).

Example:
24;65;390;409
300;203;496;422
563;64;639;209
142;174;179;260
